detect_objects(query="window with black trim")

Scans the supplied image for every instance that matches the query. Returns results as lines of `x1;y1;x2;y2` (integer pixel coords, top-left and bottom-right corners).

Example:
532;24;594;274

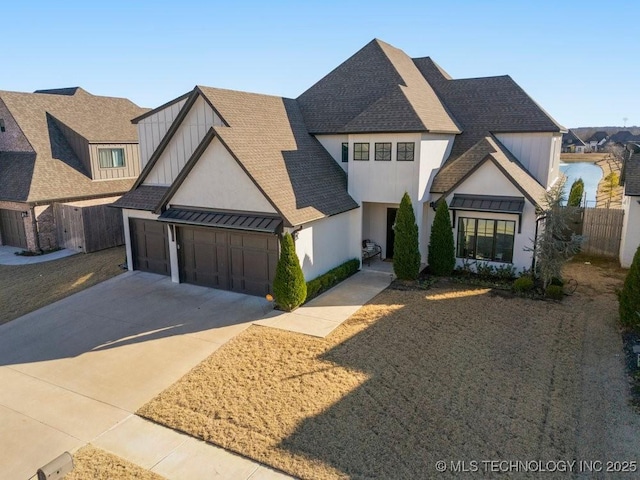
0;119;5;132
98;148;126;168
375;142;392;161
397;142;415;161
353;143;369;161
341;142;348;162
456;218;515;263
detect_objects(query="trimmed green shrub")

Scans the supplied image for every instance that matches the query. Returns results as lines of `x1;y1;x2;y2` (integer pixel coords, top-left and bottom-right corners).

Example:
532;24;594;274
306;258;360;301
568;178;584;207
513;276;534;293
475;262;494;279
393;192;421;280
545;284;564;300
428;200;455;276
272;232;307;311
619;245;640;328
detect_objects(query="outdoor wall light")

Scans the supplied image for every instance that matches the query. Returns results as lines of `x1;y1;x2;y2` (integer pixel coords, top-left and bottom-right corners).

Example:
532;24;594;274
21;211;29;218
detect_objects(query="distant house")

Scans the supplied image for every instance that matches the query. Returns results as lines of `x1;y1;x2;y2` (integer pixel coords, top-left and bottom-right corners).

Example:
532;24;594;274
606;130;640;147
619;142;640;268
0;88;147;252
562;130;587;153
114;39;565;296
586;131;609;152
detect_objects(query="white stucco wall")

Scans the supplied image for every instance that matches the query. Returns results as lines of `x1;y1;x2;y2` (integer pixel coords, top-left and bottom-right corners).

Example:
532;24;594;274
142;95;223;186
315;134;349;173
495;132;561;187
168;138;276;214
137;96;188;168
440;160;538;272
121;209;180;283
292;208;361;281
620;195;639;268
362;202;399;260
419;133;455;201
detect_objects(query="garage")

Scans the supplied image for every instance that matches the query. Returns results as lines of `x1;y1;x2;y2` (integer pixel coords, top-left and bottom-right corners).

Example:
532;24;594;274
129;218;170;275
159;208;282;297
0;209;28;249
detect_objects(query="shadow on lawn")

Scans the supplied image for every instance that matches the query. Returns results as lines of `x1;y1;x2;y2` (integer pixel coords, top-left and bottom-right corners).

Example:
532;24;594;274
277;286;581;479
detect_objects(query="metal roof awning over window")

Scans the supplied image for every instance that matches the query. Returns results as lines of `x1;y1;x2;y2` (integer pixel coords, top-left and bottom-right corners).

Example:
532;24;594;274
449;194;525;214
158;208;282;234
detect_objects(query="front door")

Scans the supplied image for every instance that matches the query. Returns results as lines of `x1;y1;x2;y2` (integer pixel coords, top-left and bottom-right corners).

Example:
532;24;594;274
386;208;397;258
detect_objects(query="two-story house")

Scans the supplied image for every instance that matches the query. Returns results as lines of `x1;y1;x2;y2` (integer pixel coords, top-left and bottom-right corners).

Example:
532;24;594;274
0;87;147;252
562;130;587;153
620;142;640;268
114;39;565;296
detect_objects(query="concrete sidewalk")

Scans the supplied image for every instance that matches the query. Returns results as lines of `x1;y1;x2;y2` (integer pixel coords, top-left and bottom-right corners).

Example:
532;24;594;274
0;245;78;265
3;268;391;479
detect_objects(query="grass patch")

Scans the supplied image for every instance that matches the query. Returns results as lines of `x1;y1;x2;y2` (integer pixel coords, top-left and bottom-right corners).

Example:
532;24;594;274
138;265;617;479
0;246;125;325
64;445;165;480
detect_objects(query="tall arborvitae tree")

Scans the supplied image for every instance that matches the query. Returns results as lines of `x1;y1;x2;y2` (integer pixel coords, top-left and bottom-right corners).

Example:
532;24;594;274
568;178;584;207
393;192;421;280
619;244;640;328
428;200;456;276
272;232;307;311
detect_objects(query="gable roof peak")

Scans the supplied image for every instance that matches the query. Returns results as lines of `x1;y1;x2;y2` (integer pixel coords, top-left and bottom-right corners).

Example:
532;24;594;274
33;87;88;96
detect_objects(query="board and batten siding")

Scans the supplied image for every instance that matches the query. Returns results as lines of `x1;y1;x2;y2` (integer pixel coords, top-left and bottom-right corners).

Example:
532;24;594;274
495;132;562;187
137;96;188;168
89;143;140;180
619;195;639;268
54;119;91;174
142;95;223;187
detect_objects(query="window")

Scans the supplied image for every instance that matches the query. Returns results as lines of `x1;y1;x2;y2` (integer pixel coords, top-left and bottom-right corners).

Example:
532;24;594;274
341;142;348;162
98;148;125;168
0;119;5;132
397;142;415;161
375;142;392;161
353;143;369;161
456;218;515;263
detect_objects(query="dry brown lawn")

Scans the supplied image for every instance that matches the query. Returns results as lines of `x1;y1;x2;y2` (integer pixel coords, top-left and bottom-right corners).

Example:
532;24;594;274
139;260;636;480
63;445;165;480
0;246;125;325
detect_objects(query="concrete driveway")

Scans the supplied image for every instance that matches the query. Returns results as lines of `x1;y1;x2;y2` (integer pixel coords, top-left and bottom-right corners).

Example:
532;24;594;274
0;271;271;480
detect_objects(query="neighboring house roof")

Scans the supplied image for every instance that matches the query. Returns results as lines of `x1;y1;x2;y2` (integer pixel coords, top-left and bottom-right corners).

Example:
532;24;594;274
297;39;461;135
430;136;547;207
587;131;608;142
414;57;566;162
562;129;586;147
0;88;147;203
120;87;359;227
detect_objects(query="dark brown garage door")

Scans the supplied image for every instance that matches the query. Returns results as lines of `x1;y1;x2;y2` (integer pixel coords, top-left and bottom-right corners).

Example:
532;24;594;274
0;209;28;249
178;226;278;296
130;219;170;275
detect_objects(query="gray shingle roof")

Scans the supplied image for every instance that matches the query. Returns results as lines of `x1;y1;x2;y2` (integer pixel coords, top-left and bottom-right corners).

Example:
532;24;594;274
623;151;640;196
297;39;460;135
0;88;146;203
413;57;565;162
112;185;170;211
431;136;547;208
562;129;586;147
198;87;358;226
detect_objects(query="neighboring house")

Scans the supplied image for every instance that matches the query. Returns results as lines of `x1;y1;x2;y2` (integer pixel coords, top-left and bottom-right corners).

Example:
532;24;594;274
562;130;587;153
586;131;609;152
606;130;640;147
114;39;565;296
0;88;147;252
619;142;640;268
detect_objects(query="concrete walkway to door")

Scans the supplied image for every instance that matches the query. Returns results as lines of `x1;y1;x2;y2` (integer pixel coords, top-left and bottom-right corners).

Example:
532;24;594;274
1;267;391;479
0;245;78;265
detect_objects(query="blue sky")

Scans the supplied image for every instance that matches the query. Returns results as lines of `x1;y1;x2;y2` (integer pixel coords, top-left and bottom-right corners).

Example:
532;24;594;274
4;0;638;128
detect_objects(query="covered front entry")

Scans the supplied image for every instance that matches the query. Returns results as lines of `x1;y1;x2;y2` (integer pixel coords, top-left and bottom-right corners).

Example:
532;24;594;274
177;226;278;296
0;209;28;249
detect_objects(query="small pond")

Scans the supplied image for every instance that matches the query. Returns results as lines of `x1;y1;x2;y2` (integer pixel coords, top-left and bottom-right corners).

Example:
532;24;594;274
559;162;603;206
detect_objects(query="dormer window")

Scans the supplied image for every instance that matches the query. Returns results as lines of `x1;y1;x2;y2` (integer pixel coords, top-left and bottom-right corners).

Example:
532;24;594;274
98;148;125;168
0;119;5;132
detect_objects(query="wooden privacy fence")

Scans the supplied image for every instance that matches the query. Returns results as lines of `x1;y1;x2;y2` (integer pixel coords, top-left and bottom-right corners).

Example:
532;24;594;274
577;207;624;257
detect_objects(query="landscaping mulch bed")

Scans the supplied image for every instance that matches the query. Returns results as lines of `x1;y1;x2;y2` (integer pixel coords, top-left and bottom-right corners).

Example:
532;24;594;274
0;246;126;325
64;445;164;480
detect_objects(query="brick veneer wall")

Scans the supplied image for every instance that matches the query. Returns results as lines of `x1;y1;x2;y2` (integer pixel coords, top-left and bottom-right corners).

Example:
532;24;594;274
35;204;57;250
